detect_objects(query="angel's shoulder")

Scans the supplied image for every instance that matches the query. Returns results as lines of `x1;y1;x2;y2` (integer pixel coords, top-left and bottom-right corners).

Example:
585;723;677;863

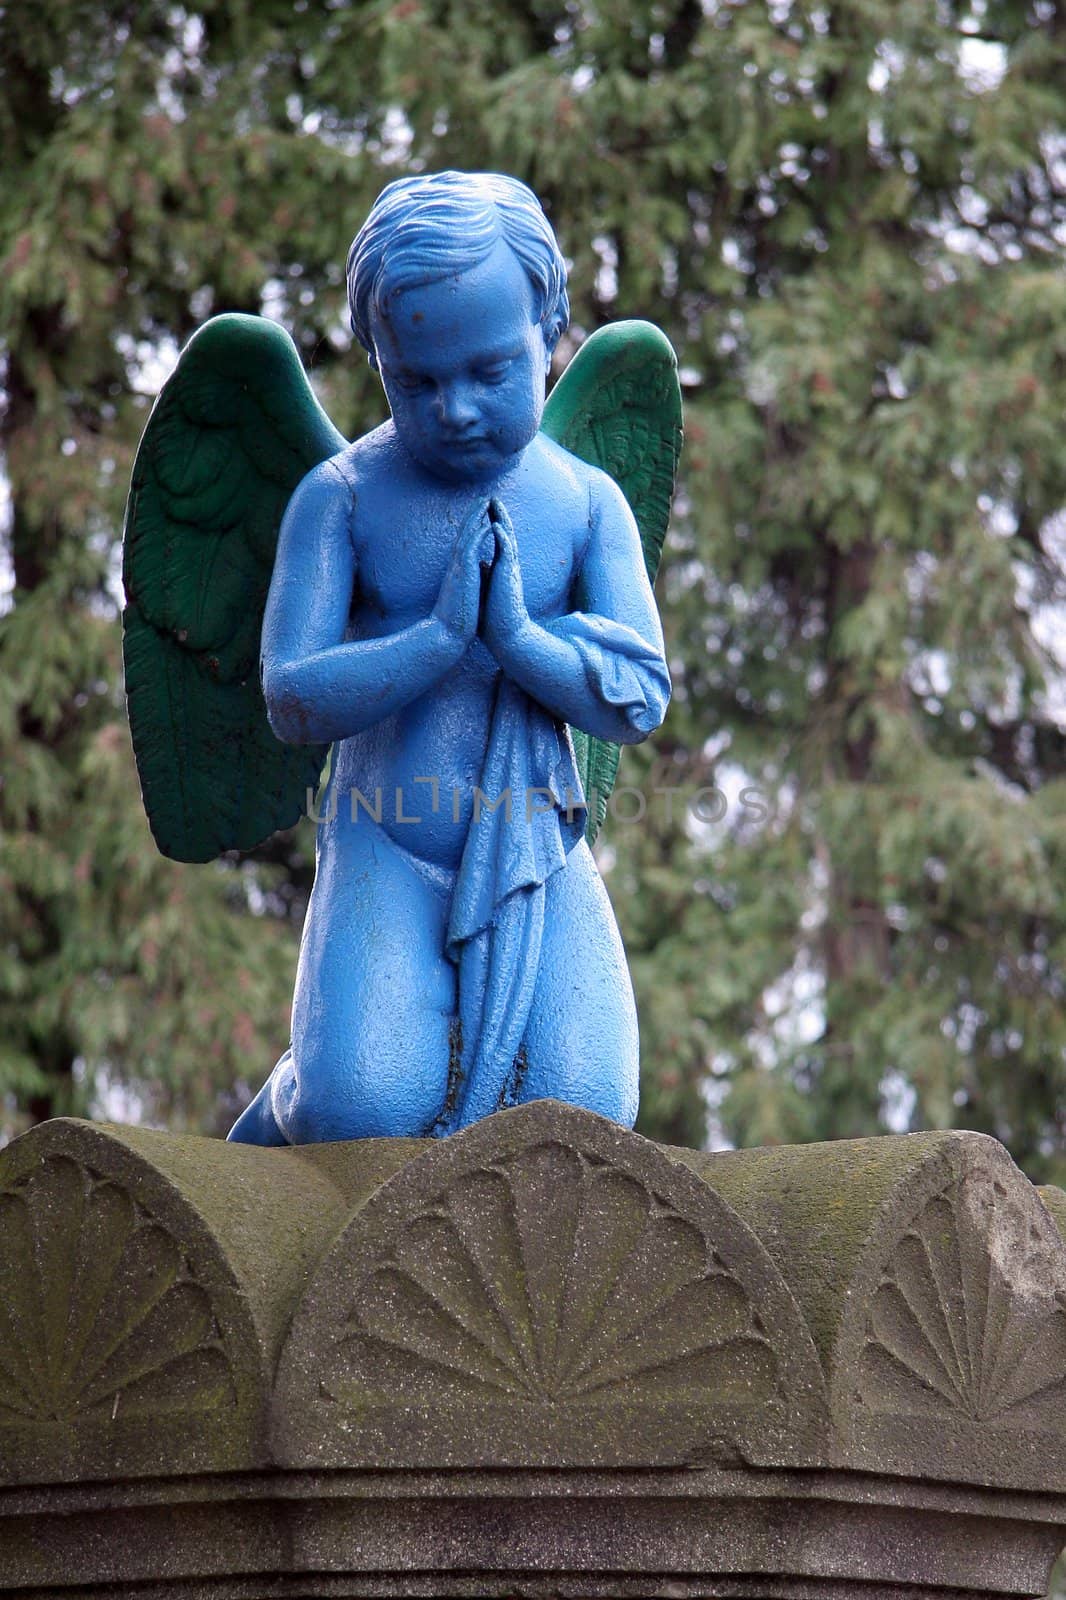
531;433;602;503
536;434;616;496
319;422;398;496
535;434;630;524
280;432;374;544
536;432;586;484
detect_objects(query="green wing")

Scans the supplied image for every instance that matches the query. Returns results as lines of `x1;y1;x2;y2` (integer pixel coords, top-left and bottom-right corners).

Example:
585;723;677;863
541;320;683;845
122;314;347;863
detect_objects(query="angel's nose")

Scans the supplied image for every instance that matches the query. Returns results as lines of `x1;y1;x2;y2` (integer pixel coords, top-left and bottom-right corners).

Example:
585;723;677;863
435;382;479;430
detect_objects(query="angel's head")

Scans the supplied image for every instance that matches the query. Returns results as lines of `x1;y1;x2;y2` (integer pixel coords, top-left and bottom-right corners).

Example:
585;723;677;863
346;171;570;361
345;172;570;482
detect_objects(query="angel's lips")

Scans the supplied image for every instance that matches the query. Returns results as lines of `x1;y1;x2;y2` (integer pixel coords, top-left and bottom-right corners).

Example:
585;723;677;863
436;433;506;477
443;432;490;449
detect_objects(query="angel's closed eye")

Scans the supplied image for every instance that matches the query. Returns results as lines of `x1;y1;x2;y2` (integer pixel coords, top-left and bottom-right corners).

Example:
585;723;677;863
393;372;429;395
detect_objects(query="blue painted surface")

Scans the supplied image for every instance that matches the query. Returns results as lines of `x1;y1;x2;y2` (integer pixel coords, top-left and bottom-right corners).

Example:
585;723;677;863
228;173;670;1145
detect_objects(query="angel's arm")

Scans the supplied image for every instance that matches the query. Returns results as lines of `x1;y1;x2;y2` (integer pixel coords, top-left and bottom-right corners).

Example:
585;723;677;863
261;462;471;745
486;476;670;743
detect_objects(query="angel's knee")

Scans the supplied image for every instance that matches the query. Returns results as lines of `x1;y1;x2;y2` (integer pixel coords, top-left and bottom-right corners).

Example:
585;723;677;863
519;1030;639;1128
285;1004;452;1141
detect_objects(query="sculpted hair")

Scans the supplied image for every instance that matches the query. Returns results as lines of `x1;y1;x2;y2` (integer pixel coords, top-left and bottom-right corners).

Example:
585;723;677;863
346;171;570;360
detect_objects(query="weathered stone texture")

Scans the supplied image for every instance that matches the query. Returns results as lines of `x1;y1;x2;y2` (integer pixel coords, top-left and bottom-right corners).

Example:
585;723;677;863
1;1103;1065;1597
274;1104;826;1473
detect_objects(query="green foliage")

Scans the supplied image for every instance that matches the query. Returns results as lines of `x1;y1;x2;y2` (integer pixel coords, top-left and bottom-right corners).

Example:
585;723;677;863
2;1;1064;1185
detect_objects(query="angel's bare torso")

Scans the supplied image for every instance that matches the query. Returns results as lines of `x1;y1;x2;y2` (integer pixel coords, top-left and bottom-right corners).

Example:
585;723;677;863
327;425;591;870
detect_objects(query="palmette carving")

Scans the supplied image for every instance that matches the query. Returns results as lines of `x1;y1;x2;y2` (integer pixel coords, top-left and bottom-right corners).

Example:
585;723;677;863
323;1140;778;1408
0;1154;235;1425
858;1163;1066;1426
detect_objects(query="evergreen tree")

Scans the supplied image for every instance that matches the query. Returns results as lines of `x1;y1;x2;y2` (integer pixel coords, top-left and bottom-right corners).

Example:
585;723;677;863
2;2;1064;1183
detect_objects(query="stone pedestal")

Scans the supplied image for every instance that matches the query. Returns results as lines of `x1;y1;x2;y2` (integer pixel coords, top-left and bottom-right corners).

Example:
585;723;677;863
1;1102;1065;1596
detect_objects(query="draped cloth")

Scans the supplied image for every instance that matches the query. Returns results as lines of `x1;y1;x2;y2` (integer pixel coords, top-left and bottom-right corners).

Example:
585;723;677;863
442;612;668;1127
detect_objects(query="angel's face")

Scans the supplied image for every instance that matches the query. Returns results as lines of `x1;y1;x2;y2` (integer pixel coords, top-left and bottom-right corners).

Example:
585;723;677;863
369;240;552;484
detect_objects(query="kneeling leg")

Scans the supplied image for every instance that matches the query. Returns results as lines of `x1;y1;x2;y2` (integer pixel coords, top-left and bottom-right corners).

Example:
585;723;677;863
230;825;456;1144
517;841;639;1127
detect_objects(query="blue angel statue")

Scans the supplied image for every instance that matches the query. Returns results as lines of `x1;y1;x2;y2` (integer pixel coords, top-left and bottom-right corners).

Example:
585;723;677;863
122;171;682;1144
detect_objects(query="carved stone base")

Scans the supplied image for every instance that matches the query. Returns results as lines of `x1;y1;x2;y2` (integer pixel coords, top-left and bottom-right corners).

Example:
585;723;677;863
1;1104;1065;1597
